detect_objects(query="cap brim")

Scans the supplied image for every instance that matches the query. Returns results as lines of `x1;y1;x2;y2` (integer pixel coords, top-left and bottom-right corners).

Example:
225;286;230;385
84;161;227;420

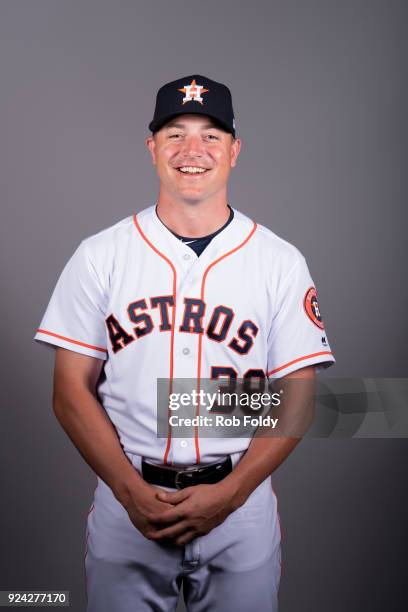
149;110;233;136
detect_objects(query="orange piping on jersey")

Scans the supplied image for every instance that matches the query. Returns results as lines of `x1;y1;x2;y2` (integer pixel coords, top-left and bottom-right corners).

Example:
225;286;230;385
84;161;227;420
36;329;108;354
132;213;177;465
195;221;258;463
267;351;333;376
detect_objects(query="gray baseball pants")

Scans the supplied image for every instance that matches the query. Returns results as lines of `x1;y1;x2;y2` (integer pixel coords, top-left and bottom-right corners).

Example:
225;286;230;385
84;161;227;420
85;452;281;611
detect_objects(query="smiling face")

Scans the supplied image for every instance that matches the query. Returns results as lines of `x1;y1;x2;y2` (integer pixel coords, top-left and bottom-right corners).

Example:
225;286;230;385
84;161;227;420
146;114;241;205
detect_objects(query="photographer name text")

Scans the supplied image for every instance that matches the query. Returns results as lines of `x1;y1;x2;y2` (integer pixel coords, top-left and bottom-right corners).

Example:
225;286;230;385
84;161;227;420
168;415;279;428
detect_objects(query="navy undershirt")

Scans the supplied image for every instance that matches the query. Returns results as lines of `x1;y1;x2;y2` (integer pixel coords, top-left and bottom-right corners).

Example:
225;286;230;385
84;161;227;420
170;206;234;256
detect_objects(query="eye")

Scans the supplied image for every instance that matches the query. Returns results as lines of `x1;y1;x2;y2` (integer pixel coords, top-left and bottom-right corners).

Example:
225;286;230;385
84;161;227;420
205;134;219;141
168;133;183;140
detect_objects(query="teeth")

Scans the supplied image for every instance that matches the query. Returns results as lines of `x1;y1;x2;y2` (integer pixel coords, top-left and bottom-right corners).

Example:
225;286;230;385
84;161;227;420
179;166;207;174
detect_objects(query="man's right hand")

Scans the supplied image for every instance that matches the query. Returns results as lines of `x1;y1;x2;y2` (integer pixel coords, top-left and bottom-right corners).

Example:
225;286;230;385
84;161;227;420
119;478;185;542
52;348;186;544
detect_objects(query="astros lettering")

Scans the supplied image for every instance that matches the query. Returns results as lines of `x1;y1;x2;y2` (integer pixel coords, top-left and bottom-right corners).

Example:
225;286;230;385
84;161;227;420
105;295;259;355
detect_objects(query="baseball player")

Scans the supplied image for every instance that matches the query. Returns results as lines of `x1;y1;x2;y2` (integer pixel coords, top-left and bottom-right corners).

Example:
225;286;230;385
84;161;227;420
34;74;335;611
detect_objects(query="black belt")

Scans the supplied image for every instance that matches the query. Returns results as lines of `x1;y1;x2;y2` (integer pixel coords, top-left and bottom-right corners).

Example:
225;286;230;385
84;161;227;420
141;456;232;489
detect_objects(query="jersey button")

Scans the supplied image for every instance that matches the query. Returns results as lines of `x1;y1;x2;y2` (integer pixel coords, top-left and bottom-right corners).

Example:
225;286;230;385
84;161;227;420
182;347;190;355
180;440;187;448
183;253;191;261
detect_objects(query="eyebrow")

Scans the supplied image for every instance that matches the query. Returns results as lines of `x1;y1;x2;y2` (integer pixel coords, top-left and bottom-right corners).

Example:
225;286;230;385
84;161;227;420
164;121;220;130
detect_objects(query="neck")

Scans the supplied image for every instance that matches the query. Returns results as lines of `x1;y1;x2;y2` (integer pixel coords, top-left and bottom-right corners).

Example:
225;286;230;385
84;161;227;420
156;191;230;237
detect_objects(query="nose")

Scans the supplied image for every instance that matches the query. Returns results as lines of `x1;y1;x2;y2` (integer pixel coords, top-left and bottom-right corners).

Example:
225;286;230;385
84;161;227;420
180;134;204;158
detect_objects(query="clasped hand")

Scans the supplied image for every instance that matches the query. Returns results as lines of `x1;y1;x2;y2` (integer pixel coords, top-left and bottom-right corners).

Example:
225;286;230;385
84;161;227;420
127;481;237;546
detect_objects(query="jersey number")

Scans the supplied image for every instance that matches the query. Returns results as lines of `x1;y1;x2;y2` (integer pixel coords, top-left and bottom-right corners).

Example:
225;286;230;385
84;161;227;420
209;366;266;414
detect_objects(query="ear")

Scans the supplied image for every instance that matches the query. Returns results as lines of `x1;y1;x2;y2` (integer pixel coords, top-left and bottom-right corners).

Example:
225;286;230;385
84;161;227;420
230;137;241;168
145;135;157;165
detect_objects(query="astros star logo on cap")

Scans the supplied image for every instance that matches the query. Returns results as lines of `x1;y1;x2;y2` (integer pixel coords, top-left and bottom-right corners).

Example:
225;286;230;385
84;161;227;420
178;79;209;105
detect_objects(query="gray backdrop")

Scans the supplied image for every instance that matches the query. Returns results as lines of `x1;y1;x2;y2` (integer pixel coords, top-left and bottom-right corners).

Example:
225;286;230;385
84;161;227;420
1;1;407;611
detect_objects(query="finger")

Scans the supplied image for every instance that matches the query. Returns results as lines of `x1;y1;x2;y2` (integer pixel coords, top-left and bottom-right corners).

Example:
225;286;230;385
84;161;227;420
156;488;191;504
150;519;191;540
151;506;186;526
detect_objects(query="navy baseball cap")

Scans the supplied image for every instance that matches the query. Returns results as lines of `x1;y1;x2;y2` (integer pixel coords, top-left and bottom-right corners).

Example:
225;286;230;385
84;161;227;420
149;74;236;138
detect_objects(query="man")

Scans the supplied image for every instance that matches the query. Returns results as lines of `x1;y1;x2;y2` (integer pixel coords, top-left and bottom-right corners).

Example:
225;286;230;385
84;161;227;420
34;74;335;611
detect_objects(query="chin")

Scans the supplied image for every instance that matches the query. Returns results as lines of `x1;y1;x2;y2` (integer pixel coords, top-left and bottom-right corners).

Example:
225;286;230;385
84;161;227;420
178;189;207;203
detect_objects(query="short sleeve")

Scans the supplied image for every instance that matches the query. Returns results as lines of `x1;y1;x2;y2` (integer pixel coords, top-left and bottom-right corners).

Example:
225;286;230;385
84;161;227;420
33;240;109;360
267;255;335;378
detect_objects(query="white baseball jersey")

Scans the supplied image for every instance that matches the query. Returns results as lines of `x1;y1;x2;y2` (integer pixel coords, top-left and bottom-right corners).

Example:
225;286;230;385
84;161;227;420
34;205;335;465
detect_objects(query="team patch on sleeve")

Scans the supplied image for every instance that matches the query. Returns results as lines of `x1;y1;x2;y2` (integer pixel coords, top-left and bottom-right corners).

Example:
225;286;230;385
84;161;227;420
304;287;325;329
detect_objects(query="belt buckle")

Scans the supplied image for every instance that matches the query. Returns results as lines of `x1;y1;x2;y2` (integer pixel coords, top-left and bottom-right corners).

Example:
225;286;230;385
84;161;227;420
174;466;200;489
